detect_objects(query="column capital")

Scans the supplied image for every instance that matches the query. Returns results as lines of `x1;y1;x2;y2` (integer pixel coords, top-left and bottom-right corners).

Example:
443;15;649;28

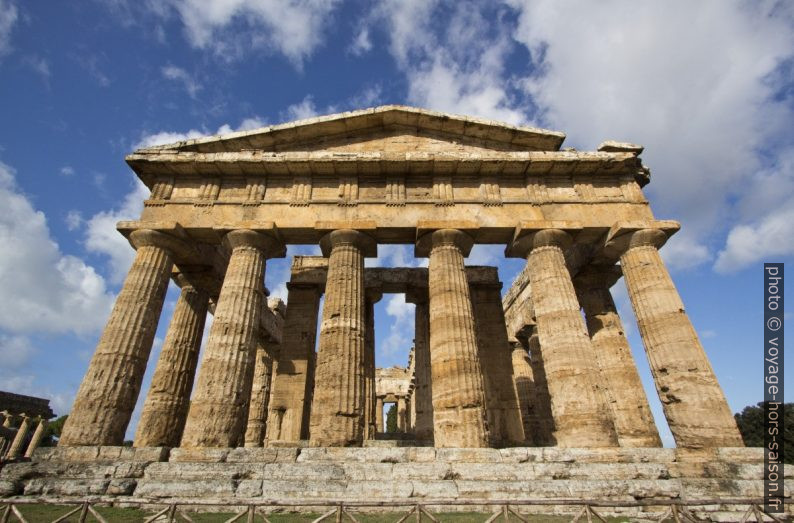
415;228;474;257
601;220;679;260
224;229;286;258
319;229;377;257
573;264;623;290
129;229;196;259
506;228;574;258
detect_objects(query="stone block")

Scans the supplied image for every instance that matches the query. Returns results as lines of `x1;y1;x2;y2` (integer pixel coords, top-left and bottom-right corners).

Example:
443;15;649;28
391;462;449;481
226;447;280;463
435;448;502;462
0;479;21;496
134;479;236;498
260;479;348;498
169;448;230;462
23;478;110;497
235;479;263;498
107;478;137;496
345;480;414;499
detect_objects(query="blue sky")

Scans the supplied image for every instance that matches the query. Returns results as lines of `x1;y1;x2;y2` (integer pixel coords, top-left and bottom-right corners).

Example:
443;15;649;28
0;1;792;446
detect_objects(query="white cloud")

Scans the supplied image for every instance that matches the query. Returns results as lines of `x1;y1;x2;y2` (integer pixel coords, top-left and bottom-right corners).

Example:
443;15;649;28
349;27;372;56
714;201;794;272
84;178;149;283
59;166;75;177
0;0;18;59
0;334;35;369
659;233;712;272
379;294;415;359
156;0;342;67
372;1;526;124
0;161;115;335
283;96;319;121
161;64;201;98
65;210;83;231
24;55;51;80
133;117;266;150
508;0;794;269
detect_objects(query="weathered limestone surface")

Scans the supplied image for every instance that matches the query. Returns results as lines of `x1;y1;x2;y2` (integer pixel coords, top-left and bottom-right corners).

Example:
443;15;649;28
470;281;525;447
409;298;433;441
616;229;744;448
244;339;276;447
2;446;782;520
527;332;556;446
421;229;489;448
309;230;373;446
266;285;320;442
574;266;661;448
135;278;209;448
24;419;48;458
181;230;284;448
510;229;617;448
6;416;31;459
510;343;537;446
60;230;181;446
363;295;378;440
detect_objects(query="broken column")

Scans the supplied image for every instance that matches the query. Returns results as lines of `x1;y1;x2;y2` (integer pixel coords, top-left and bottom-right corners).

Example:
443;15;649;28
309;229;376;446
6;415;31;459
417;228;489;448
135;275;209;448
574;265;661;447
181;229;285;448
609;226;743;447
508;225;618;447
60;229;189;446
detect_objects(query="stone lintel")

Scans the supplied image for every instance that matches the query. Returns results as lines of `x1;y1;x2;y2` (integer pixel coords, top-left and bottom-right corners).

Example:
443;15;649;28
600;220;680;261
504;220;583;258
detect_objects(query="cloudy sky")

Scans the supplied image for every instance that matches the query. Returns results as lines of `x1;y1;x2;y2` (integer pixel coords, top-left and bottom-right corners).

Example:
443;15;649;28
0;0;792;445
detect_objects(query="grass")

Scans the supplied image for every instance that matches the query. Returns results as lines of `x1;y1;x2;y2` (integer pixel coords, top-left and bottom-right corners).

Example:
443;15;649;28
4;504;637;522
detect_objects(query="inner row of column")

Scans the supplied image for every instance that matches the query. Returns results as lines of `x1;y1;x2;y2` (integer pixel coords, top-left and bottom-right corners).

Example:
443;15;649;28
58;227;743;450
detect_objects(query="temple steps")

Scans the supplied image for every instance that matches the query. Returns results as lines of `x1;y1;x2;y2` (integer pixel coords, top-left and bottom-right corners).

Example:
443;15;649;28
0;446;789;520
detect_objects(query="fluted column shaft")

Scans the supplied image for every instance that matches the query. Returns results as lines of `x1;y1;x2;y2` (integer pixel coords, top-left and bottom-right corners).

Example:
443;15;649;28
135;281;209;447
423;229;489;448
244;338;276;447
376;397;384;432
363;296;378;440
266;285;321;442
409;298;434;441
309;229;372;446
471;283;526;446
24;419;47;458
60;230;178;446
527;332;556;446
181;229;283;448
518;229;618;447
511;342;537;446
620;230;743;447
575;267;661;447
397;397;407;432
7;415;31;459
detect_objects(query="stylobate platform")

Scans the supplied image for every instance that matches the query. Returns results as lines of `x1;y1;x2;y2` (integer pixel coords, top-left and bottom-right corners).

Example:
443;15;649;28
0;446;788;520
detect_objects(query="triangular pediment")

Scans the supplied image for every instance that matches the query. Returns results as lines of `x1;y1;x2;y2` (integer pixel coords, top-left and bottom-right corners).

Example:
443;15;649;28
134;105;566;155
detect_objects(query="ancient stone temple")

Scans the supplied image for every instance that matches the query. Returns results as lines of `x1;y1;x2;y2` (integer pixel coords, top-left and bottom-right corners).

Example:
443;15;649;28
1;106;769;518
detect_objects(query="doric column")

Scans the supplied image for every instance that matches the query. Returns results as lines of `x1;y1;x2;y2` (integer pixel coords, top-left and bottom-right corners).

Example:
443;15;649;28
181;229;284;448
61;229;187;446
2;412;11;428
7;415;31;459
266;284;321;442
417;229;489;448
470;280;526;447
406;289;434;442
526;330;557;446
613;228;743;447
509;228;618;447
574;265;661;447
376;397;384;433
397;397;407;432
24;418;48;458
510;340;537;446
309;229;376;446
244;337;277;447
135;277;209;448
363;290;380;440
